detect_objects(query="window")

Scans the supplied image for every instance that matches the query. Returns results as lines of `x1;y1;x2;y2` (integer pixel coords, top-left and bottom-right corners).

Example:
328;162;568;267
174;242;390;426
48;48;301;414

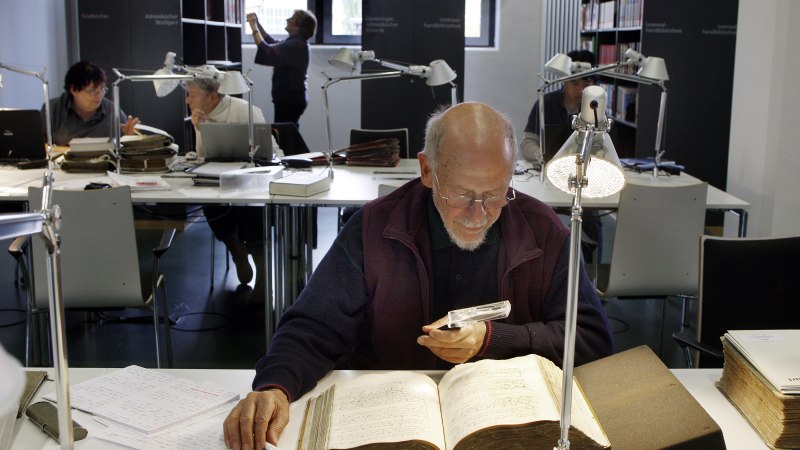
243;0;495;47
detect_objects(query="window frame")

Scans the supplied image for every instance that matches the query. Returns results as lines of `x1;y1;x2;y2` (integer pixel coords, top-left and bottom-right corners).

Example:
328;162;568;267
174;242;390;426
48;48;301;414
242;0;496;48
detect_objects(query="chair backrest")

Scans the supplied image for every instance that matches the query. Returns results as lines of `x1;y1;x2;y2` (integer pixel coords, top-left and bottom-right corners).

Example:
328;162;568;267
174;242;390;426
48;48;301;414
694;234;800;367
271;122;309;156
28;186;143;309
601;181;708;297
349;128;410;159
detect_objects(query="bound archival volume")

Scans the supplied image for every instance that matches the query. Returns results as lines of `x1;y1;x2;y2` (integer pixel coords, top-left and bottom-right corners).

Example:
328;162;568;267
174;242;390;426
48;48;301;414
297;354;610;450
719;331;800;449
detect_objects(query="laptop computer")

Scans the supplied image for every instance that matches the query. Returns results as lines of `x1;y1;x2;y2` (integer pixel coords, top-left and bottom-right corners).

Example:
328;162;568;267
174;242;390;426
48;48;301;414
542;124;576;163
198;122;272;162
0;109;47;164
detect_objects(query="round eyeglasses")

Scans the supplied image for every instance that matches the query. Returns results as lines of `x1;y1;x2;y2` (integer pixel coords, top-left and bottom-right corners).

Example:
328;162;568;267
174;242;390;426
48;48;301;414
84;86;108;97
434;172;515;209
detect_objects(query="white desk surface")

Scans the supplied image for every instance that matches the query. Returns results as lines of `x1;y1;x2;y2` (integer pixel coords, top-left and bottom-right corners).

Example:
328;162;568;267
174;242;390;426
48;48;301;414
11;367;767;450
1;161;749;211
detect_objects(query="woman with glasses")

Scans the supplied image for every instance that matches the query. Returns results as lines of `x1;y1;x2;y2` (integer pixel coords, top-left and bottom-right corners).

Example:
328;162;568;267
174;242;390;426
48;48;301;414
44;60;140;146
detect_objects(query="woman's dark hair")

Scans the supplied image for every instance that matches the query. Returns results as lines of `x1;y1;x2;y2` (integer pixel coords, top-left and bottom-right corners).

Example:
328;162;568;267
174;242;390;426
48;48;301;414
294;9;318;40
64;60;107;92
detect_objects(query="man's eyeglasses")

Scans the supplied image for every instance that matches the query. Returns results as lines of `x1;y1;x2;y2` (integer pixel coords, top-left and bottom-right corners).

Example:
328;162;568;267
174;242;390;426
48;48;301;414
84;86;107;97
433;172;515;209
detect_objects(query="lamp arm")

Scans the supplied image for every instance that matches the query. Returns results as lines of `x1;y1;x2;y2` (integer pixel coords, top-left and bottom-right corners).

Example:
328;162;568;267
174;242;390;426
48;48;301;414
597;70;664;86
537;86;546;181
321;71;403;153
539;62;624;87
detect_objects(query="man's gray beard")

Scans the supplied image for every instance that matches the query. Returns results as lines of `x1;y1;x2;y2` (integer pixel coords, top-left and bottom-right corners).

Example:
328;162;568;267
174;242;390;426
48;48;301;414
444;222;488;251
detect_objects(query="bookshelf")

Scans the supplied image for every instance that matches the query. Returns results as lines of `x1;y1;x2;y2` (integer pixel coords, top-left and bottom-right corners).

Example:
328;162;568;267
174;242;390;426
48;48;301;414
77;0;244;151
181;0;243;68
579;0;643;156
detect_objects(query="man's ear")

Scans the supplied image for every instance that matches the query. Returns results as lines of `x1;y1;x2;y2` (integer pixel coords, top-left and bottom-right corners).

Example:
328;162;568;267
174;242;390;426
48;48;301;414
418;153;433;188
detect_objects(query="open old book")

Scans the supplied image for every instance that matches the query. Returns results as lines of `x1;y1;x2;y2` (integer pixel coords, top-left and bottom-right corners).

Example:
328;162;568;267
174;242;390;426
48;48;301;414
298;354;609;450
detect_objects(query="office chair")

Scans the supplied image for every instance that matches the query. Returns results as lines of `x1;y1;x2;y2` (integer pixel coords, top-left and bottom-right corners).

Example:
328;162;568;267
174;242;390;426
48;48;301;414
596;181;708;353
673;234;800;368
9;186;175;368
349;128;410;158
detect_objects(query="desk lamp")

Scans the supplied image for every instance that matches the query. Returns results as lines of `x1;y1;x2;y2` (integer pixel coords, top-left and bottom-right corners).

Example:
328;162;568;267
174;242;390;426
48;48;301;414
112;53;255;170
323;48;458;156
536;54;626;181
545;85;625;450
0;173;72;449
0;62;54;168
600;48;670;178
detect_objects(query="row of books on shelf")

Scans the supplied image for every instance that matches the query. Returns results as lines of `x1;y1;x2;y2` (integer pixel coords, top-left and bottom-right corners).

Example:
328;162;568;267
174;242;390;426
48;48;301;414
595;41;640;66
594;83;637;123
581;0;642;31
718;329;800;449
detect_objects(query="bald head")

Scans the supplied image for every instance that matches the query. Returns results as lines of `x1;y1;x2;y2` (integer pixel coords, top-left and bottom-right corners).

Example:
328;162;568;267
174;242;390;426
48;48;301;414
422;102;516;173
418;102;518;251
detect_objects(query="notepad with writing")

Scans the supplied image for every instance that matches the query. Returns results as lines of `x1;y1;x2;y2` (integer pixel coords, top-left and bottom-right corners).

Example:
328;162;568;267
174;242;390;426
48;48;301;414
43;365;239;435
298;354;609;450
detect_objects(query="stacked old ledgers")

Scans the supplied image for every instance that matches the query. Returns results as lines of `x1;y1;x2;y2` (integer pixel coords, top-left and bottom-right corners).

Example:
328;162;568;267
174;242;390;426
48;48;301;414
119;133;177;173
344;137;400;167
719;330;800;449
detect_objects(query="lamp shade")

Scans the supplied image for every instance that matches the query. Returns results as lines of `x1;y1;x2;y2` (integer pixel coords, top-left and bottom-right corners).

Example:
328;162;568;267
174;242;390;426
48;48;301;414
638;56;669;81
152;67;180;97
329;47;356;70
219;70;249;95
426;60;457;86
544;53;572;77
546;132;625;198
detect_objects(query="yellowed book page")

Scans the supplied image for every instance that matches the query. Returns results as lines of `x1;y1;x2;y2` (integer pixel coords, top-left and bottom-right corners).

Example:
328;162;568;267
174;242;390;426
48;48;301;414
438;355;559;448
438;355;608;449
326;372;446;450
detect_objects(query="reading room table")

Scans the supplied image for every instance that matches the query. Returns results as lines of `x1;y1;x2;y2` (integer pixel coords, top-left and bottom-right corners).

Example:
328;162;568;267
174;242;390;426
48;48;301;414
9;367;769;449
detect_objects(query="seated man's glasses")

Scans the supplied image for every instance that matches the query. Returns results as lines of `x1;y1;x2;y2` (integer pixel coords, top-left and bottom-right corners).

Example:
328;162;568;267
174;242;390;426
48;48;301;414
434;172;515;209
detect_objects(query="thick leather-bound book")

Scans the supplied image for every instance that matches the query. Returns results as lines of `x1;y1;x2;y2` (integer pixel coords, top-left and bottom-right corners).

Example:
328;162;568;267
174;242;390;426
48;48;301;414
575;345;726;450
298;354;610;450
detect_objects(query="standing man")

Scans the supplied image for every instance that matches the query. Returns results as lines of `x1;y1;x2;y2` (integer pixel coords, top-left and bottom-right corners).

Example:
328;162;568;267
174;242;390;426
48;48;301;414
247;10;317;128
223;102;613;450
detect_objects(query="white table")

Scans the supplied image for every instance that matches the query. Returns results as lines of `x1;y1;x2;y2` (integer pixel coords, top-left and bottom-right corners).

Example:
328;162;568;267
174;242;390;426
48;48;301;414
0;163;751;348
9;367;767;449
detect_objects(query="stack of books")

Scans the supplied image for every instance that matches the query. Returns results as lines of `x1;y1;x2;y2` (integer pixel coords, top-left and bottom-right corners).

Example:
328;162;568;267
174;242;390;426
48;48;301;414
119;134;177;173
344;138;400;167
719;330;800;449
63;137;117;173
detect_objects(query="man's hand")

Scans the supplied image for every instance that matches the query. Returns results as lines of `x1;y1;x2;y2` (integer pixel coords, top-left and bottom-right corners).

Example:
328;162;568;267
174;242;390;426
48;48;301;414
223;389;289;450
417;319;487;364
121;115;140;136
190;109;206;127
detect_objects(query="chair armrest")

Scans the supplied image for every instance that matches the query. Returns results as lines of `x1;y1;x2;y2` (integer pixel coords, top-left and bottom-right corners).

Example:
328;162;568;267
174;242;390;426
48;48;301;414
153;228;176;259
672;331;724;360
8;236;29;260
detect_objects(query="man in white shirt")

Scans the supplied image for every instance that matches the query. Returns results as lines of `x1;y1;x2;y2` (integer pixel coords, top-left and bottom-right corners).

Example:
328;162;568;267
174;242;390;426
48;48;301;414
186;77;270;300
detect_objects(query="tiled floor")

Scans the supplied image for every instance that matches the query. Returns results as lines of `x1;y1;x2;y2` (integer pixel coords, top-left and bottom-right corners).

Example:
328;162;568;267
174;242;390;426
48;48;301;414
0;207;691;370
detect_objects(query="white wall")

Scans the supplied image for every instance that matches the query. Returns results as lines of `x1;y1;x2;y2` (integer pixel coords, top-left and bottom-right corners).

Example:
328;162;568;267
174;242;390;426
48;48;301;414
0;0;69;109
242;0;542;152
725;0;800;237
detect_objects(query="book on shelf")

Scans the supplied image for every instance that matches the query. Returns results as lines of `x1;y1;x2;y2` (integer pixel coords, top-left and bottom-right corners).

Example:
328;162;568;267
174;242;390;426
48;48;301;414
616;86;637;122
299;354;610;450
270;170;331;197
719;332;800;449
42;365;239;435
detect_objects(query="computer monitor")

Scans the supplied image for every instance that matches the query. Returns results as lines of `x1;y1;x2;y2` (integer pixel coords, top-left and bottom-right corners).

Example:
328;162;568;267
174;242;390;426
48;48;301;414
0;109;46;163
